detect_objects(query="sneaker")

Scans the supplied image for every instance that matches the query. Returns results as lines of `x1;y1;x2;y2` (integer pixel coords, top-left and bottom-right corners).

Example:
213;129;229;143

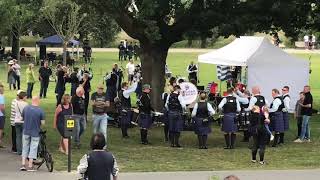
305;139;311;143
294;139;304;143
270;135;274;141
27;166;37;172
259;161;265;165
20;165;27;171
251;159;257;163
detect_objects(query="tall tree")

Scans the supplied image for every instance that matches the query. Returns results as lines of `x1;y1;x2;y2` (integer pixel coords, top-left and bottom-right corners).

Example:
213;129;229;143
87;0;313;109
0;0;43;60
41;0;85;65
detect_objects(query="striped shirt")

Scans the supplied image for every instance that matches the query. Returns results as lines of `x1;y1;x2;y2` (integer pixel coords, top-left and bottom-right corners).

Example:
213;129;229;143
10;99;17;126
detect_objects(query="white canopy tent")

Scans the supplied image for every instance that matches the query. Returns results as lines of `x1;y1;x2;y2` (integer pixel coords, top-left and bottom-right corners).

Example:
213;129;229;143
198;36;310;112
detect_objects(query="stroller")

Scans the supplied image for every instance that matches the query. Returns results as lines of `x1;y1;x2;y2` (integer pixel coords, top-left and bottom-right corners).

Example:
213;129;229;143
33;130;54;172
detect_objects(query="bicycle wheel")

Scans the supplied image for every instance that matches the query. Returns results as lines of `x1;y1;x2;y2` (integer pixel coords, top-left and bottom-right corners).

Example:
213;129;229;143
44;151;54;172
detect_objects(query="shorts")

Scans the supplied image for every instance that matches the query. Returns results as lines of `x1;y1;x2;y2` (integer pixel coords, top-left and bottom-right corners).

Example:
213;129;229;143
0;116;5;129
22;134;40;159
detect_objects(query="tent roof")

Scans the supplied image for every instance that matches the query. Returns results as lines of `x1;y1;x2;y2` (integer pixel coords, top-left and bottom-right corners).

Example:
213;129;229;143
36;35;80;46
198;36;269;66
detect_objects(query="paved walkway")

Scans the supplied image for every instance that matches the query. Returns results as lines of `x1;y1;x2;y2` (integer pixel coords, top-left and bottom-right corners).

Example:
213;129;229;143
1;148;319;180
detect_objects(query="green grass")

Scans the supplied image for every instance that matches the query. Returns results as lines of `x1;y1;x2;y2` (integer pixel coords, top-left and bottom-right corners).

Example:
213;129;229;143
1;51;320;172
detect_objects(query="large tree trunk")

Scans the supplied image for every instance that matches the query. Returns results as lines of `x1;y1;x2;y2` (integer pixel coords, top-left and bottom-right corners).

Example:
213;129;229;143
140;44;169;111
200;35;207;48
11;27;20;60
62;42;68;66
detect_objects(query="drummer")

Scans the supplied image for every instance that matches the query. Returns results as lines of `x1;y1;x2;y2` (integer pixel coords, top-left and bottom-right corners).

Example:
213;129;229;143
191;91;215;149
269;89;285;147
138;84;154;145
218;88;241;149
165;85;186;148
161;84;174;142
118;81;138;138
233;88;251;142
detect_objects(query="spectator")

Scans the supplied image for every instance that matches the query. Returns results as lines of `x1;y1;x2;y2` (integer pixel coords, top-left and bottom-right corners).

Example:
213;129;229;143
10;91;19;153
7;60;16;90
55;65;69;106
77;133;119;180
294;85;313;143
26;63;36;99
70;67;80;96
133;42;140;61
15;91;28;155
294;92;305;139
12;59;21;90
39;61;52;99
81;73;91;118
126;60;135;83
20;96;45;171
127;42;134;60
118;41;126;61
72;86;86;149
20;48;26;61
91;85;109;141
54;94;72;155
0;83;5;148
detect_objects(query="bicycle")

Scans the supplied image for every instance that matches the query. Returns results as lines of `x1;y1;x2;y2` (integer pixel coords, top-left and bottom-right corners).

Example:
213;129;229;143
33;130;54;172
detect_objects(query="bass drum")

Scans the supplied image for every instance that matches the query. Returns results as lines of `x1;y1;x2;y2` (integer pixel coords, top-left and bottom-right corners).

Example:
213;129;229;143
237;111;251;131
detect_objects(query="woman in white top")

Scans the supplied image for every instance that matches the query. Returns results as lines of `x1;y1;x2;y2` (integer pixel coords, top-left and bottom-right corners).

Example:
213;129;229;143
15;91;28;155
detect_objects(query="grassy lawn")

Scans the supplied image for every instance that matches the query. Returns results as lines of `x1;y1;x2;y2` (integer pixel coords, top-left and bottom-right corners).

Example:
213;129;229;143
1;51;320;172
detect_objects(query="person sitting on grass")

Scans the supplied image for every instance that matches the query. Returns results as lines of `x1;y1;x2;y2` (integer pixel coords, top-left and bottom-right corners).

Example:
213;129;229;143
78;133;119;180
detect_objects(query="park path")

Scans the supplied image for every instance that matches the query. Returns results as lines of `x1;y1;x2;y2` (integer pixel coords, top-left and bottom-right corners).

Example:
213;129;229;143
1;148;320;180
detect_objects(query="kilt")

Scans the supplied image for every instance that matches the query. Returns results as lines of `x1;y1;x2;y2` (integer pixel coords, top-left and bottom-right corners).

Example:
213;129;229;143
162;108;168;125
139;113;153;129
283;112;289;131
168;111;183;132
222;113;238;133
120;110;132;125
193;117;211;135
271;111;284;133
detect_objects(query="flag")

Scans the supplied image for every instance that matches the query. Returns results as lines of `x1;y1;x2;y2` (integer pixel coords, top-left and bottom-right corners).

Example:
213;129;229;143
217;65;232;81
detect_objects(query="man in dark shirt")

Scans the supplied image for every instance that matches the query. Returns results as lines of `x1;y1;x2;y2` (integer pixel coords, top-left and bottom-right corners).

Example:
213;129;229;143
91;85;109;142
38;61;52;98
70;67;80;96
118;41;125;61
294;85;313;143
72;86;86;148
78;133;119;180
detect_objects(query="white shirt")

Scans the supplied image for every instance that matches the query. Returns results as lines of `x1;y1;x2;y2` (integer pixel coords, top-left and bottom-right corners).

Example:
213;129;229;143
312;35;316;43
12;64;21;76
233;92;249;105
245;94;269;111
14;100;28;124
283;93;290;112
165;92;186;110
218;95;241;112
304;35;309;42
191;102;215;117
122;82;138;99
126;63;135;75
186;64;198;73
269;96;282;113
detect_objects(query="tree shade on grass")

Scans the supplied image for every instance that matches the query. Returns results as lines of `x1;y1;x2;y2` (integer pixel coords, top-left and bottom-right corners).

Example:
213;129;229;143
1;51;319;172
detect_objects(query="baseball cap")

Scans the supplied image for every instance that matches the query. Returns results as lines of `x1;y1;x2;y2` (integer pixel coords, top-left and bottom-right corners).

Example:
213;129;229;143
142;84;152;90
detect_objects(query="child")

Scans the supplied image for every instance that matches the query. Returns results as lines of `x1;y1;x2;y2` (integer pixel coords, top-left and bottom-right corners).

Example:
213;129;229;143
250;105;270;165
262;106;274;141
294;92;305;138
